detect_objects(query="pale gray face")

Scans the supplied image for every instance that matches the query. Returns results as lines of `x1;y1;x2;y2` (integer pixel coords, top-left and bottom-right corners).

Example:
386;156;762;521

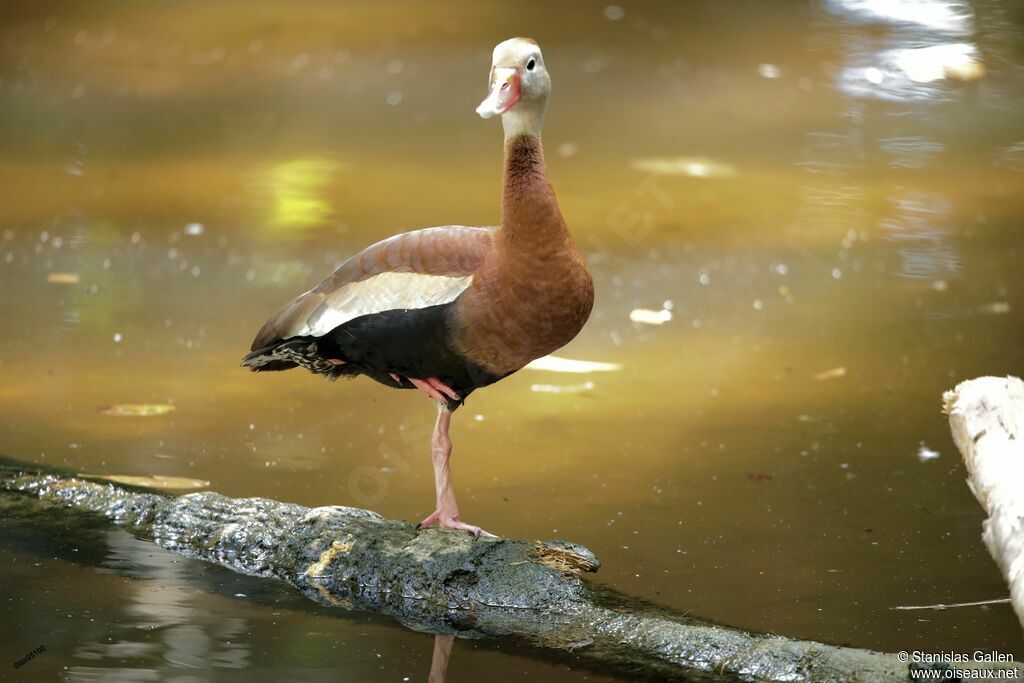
494;39;550;104
477;38;551;121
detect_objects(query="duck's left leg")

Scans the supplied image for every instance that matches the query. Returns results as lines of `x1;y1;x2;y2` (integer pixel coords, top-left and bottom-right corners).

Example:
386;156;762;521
416;402;496;538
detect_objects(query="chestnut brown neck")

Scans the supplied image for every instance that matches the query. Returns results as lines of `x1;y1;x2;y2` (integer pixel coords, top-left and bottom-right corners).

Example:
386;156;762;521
499;134;570;247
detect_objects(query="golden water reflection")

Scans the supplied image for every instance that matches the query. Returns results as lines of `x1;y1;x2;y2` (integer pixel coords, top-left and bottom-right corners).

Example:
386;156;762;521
1;0;1023;680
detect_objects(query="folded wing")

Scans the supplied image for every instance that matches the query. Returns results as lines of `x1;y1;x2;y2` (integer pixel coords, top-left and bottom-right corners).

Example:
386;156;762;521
251;225;496;350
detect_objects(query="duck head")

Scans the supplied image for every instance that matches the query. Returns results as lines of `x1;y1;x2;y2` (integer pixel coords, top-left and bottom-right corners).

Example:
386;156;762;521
476;37;550;139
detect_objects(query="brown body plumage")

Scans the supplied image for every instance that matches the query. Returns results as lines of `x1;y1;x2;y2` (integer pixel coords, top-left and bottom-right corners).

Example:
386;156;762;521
248;134;593;385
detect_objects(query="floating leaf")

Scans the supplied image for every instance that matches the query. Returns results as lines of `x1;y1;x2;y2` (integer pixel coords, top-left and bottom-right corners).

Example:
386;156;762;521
525;355;622;373
813;367;847;381
47;272;80;284
530;381;595;394
630;308;672;325
99;404;176;417
77;473;209;489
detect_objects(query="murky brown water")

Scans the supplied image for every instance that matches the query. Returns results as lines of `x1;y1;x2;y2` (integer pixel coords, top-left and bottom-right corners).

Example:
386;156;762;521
2;0;1023;680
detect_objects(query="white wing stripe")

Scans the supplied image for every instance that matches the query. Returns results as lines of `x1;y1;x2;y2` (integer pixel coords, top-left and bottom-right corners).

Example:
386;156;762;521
298;271;472;338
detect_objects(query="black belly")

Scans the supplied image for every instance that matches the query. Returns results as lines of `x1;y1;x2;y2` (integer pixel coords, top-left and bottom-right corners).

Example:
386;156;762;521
244;303;511;411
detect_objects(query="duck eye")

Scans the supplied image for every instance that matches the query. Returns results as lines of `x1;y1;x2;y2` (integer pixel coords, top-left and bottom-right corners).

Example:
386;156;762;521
526;58;536;71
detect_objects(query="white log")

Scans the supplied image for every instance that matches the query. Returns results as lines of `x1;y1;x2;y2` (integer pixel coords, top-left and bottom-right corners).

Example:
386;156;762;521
943;375;1024;631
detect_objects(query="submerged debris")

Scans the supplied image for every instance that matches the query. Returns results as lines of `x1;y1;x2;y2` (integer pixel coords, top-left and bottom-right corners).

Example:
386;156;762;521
76;473;209;489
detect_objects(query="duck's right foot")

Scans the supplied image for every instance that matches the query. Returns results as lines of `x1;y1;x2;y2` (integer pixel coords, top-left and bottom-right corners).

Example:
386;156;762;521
416;509;496;539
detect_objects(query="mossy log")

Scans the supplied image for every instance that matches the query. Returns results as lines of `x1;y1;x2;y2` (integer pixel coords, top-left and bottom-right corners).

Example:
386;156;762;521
1;459;1018;682
944;375;1024;632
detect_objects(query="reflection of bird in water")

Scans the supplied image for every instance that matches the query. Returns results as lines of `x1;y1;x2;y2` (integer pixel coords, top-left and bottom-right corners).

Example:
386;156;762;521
429;635;454;683
244;38;594;538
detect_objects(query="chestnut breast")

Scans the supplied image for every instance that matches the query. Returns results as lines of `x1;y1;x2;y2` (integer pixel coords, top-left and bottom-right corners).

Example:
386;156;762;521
450;134;593;375
451;235;594;375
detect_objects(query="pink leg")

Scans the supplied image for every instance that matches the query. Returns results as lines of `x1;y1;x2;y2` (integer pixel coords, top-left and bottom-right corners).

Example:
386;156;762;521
327;359;346;366
416;403;495;538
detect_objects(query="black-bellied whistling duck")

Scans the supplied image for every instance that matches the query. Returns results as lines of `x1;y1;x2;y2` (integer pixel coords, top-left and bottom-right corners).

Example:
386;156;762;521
243;38;593;537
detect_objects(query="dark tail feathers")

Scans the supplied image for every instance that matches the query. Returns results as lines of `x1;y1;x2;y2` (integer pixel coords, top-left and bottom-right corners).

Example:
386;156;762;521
242;337;348;377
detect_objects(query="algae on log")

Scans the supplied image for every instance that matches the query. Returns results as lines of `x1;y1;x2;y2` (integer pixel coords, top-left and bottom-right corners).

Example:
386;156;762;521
1;461;1017;682
944;375;1024;632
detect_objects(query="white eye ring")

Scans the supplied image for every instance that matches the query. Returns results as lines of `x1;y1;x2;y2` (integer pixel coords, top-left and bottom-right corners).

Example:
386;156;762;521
526;58;536;71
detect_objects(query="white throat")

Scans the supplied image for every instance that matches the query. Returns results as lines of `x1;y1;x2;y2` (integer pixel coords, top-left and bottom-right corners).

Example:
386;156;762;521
501;103;545;140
